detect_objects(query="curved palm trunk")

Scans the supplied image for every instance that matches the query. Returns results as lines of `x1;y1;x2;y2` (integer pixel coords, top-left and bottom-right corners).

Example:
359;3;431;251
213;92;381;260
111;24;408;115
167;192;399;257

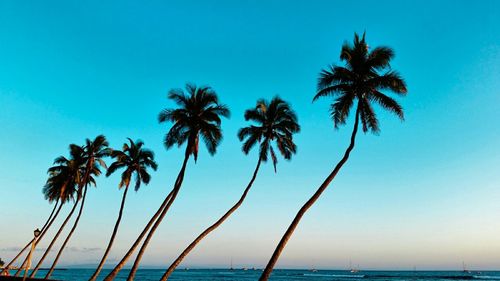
33;203;64;249
44;185;89;279
259;107;360;281
88;184;130;281
27;199;80;277
126;154;190;281
102;189;175;281
2;200;60;275
160;158;262;280
15;202;64;276
5;241;32;276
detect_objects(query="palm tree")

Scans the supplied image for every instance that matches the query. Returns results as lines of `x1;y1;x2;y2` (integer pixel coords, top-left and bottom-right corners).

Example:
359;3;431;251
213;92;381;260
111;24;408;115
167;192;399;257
1;196;61;276
160;96;300;280
43;135;110;279
88;139;158;281
259;33;407;280
28;145;84;277
103;84;229;281
8;152;84;277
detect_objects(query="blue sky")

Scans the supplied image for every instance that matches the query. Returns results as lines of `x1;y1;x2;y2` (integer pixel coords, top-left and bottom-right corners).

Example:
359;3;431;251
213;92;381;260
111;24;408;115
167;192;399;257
0;0;499;270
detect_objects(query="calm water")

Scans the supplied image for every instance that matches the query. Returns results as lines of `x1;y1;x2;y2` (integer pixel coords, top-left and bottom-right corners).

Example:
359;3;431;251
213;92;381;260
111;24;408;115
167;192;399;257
12;269;500;281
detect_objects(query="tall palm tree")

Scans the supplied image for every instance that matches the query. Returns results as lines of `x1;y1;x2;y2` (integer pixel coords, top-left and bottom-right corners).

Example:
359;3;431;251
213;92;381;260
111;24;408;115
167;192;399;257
11;149;85;277
259;33;407;280
28;145;84;277
103;84;229;281
160;96;300;280
43;135;110;279
89;139;158;281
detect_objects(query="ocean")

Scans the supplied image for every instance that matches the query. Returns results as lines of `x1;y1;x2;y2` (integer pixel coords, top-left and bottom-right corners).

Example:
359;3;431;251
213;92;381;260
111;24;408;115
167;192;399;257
11;269;500;281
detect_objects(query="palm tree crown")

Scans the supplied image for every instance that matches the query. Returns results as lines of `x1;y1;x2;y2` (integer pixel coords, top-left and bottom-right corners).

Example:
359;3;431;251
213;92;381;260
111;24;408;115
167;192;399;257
314;32;407;133
158;83;230;161
106;138;158;191
43;144;85;203
238;96;300;171
80;135;110;188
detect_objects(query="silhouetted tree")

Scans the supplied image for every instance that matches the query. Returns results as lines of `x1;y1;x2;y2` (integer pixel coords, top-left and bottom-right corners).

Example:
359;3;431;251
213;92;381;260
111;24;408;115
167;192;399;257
43;135;110;279
160;96;300;280
260;33;407;280
104;84;229;281
28;145;84;278
89;139;157;281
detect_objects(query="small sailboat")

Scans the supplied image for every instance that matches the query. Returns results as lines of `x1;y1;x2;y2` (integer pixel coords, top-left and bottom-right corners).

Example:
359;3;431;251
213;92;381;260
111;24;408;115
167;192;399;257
462;262;471;274
230;257;234;271
349;260;360;273
309;260;318;272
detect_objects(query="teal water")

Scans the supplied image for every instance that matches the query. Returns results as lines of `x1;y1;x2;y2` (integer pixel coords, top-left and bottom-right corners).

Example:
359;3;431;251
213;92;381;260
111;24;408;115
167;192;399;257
10;269;500;281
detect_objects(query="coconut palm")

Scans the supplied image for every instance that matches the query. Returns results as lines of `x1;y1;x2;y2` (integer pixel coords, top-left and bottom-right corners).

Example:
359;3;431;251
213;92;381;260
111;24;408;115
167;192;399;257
88;139;158;281
259;33;407;280
43;135;110;279
103;84;229;281
28;145;84;277
160;96;300;280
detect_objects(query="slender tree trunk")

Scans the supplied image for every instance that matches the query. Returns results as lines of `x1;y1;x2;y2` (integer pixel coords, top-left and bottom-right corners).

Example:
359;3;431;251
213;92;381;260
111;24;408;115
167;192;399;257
44;185;89;279
33;203;64;250
102;189;175;281
160;158;262;280
6;241;31;276
259;107;360;281
27;199;80;277
15;202;64;276
2;200;59;275
22;239;36;280
88;184;130;281
126;154;190;281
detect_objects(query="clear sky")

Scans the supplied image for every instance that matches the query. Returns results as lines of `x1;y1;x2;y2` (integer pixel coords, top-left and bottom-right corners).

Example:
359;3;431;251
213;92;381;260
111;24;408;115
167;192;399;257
0;0;499;271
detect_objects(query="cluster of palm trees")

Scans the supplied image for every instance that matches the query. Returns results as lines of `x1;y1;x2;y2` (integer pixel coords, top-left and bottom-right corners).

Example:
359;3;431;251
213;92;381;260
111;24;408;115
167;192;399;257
1;33;407;281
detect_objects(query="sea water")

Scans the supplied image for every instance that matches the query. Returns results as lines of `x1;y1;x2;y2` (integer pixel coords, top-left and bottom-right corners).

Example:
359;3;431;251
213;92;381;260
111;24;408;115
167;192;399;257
12;269;500;281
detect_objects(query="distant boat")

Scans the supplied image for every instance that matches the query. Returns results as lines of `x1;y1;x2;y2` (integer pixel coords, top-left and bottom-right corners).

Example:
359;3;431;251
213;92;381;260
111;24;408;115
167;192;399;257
309;262;318;272
462;261;471;274
230;257;234;271
349;259;360;273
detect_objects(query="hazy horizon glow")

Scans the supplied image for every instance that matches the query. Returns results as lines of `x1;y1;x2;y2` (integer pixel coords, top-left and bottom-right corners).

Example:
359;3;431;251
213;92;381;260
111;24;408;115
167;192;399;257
1;0;499;271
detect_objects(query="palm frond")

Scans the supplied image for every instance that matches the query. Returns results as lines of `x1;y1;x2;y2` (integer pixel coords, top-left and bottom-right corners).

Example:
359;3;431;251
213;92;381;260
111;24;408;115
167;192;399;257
370;91;404;120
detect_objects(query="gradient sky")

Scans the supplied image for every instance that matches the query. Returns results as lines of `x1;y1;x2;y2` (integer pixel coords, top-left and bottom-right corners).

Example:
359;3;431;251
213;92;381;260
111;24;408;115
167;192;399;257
1;0;499;271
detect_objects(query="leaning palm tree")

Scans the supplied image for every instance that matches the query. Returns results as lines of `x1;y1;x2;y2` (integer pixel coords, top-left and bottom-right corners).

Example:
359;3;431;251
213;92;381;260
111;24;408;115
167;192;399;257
103;84;229;281
88;139;158;281
43;135;110;279
10;177;67;276
28;145;83;277
160;96;300;280
259;33;408;280
1;191;62;276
